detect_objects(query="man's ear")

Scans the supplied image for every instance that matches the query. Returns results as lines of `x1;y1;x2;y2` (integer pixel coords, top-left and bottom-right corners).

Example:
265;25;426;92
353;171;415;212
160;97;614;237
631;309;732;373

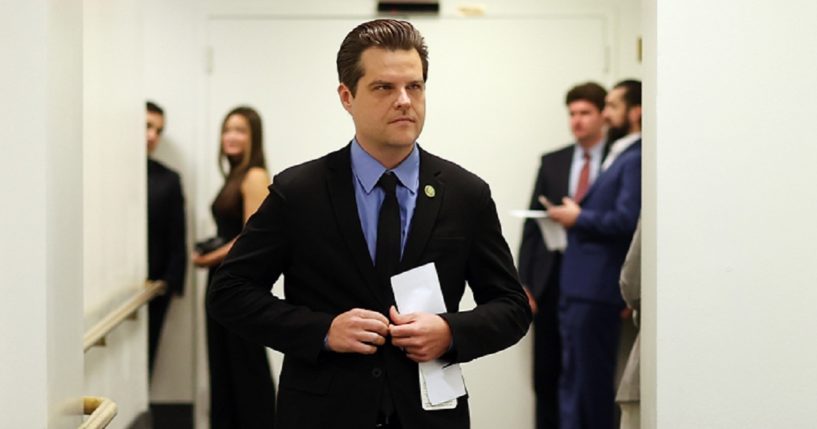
338;83;354;114
628;105;642;126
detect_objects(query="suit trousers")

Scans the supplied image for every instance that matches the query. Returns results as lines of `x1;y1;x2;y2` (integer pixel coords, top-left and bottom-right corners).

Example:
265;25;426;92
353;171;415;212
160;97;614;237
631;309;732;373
533;264;562;429
148;292;172;377
558;298;621;429
206;278;276;429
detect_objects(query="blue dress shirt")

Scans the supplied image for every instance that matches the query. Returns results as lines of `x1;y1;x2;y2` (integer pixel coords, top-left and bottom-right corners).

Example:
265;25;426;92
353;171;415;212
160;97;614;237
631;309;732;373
350;139;420;263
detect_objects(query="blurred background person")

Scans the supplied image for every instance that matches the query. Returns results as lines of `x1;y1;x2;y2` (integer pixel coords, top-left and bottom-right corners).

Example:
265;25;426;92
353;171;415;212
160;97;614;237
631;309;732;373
616;219;641;429
146;100;187;377
547;79;642;429
192;106;275;428
518;82;607;429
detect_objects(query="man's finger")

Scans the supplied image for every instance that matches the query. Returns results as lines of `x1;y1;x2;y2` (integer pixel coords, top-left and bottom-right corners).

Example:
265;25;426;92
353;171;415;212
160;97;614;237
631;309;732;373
538;195;553;209
388;305;407;324
389;323;418;338
353;341;378;355
359;331;386;346
389;306;419;326
391;335;420;348
405;352;426;363
357;318;389;336
356;308;389;325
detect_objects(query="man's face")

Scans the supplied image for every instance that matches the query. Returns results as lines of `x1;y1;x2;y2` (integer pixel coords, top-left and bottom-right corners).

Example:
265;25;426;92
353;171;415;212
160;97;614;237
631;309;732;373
603;87;630;142
338;47;426;152
568;100;605;144
146;111;165;154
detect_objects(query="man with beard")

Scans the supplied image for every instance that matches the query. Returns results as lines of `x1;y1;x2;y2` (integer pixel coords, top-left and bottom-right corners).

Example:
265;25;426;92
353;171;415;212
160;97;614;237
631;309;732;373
545;80;641;429
518;82;607;429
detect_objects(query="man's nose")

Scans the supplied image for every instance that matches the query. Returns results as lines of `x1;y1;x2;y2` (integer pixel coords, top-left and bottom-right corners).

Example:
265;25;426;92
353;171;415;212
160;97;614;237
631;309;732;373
394;88;411;108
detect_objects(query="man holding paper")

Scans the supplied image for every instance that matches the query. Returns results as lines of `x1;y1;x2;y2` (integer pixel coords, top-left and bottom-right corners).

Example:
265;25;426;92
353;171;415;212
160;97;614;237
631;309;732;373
207;19;531;429
518;82;608;429
546;80;642;429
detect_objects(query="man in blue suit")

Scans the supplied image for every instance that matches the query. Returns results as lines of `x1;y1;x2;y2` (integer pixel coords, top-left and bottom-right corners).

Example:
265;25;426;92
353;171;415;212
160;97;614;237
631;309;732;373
545;80;642;429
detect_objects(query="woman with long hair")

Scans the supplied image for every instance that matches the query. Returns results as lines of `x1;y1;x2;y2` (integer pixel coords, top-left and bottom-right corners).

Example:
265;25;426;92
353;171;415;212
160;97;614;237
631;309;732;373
193;106;276;428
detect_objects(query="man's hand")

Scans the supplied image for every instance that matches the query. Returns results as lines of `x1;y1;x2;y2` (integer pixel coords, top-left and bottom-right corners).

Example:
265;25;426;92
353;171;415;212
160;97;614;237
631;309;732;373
523;286;538;315
389;306;453;363
547;197;581;228
326;308;389;354
620;307;634;320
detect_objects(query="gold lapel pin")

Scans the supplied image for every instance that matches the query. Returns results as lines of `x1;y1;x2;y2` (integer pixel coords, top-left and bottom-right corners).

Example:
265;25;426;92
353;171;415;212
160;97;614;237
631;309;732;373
424;185;436;198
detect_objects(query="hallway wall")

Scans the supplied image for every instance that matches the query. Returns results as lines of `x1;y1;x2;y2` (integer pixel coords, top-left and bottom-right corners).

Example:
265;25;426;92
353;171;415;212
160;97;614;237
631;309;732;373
642;0;817;427
82;0;150;427
0;1;84;427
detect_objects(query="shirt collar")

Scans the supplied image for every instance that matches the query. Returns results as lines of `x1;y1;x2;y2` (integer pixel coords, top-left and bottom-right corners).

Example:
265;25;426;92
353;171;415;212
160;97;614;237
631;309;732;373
351;138;419;195
574;138;606;159
610;132;641;154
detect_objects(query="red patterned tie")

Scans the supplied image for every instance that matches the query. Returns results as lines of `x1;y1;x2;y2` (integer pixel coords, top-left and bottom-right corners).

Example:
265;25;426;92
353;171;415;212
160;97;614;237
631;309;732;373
574;151;591;202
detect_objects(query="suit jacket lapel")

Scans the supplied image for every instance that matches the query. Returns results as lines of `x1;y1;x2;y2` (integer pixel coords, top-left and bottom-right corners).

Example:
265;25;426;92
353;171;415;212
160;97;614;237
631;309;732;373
400;147;443;272
554;147;573;198
582;140;641;203
326;144;384;306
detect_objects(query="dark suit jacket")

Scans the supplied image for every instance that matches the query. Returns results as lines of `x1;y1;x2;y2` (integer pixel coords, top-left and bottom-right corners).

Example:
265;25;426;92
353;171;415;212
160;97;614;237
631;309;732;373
560;141;641;305
207;144;531;429
148;159;187;295
518;144;573;300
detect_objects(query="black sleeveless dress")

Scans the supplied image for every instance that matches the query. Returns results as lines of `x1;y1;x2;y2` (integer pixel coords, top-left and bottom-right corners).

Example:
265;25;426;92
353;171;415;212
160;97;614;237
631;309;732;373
206;175;276;428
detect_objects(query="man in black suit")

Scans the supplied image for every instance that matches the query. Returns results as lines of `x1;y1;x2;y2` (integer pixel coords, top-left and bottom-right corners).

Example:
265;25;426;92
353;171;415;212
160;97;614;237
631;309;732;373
146;101;187;376
517;83;608;429
207;19;531;429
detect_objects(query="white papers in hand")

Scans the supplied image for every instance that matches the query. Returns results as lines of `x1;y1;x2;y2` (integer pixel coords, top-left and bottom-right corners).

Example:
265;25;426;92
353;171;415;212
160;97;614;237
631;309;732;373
535;218;566;252
509;209;547;218
391;263;466;407
510;209;567;252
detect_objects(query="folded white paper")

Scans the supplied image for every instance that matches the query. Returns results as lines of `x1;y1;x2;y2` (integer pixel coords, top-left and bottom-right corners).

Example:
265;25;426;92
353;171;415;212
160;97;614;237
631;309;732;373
510;209;567;252
509;209;548;218
535;218;566;252
391;263;466;406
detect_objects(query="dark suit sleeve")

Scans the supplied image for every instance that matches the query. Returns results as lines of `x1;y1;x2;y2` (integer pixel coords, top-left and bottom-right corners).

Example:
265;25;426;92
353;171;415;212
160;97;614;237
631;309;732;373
575;156;641;238
206;183;334;364
442;184;533;364
517;157;546;295
166;174;187;295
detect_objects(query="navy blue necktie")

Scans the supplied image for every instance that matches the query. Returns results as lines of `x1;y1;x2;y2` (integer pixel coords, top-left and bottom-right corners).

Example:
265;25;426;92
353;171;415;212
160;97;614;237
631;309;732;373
375;171;400;420
376;172;401;282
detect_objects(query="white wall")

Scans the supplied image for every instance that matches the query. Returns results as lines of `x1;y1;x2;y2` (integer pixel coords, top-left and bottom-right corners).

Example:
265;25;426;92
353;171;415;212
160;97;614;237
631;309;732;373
1;1;85;427
82;0;150;427
643;0;817;427
143;0;204;404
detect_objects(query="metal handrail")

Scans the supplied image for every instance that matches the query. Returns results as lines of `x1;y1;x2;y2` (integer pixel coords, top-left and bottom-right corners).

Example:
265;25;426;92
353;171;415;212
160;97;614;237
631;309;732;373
79;396;118;429
83;280;167;352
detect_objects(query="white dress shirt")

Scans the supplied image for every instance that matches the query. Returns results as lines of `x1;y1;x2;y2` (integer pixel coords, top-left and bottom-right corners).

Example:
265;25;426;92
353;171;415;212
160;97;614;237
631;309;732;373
601;132;641;172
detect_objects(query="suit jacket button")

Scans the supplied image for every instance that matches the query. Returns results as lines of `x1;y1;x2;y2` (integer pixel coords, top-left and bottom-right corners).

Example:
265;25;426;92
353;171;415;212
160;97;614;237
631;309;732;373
372;368;383;378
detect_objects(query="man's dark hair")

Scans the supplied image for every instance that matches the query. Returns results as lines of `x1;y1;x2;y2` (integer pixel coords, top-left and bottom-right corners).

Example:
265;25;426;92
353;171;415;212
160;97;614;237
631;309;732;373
614;79;642;109
146;100;164;116
565;82;607;112
336;19;429;96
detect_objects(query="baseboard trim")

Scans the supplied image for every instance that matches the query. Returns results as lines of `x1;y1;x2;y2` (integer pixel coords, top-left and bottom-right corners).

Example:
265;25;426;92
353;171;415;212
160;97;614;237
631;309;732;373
147;402;194;429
